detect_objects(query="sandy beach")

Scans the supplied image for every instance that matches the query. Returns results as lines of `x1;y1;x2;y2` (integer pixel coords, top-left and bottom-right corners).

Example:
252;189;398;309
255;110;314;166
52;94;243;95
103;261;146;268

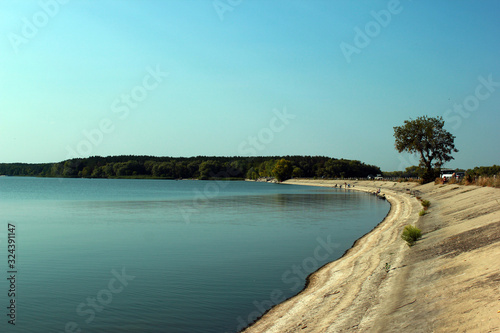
242;179;500;333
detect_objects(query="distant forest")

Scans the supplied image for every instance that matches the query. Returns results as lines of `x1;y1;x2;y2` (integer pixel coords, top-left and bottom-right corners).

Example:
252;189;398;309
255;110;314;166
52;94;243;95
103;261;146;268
0;156;382;181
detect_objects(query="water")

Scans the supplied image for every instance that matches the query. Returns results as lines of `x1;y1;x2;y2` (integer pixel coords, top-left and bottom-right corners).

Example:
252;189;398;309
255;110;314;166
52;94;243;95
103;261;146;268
0;177;389;333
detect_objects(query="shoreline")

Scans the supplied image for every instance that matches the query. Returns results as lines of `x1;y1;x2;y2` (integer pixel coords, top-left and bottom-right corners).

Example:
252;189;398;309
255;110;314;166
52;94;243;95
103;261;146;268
242;179;500;332
239;179;396;332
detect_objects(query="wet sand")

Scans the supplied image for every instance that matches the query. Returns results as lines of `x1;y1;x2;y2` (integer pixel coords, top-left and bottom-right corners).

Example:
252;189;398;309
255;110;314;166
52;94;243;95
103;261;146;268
242;179;500;333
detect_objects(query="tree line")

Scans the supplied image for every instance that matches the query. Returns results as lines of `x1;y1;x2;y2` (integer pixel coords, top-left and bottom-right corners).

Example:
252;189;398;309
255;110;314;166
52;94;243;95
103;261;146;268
465;165;500;177
0;155;382;181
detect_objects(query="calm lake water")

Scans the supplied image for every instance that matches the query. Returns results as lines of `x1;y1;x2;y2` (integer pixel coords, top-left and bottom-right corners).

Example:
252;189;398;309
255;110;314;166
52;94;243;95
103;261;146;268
0;177;389;333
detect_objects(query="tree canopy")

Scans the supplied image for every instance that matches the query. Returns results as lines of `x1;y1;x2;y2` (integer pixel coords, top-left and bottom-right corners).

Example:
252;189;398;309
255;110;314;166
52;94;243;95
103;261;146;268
394;116;458;183
0;155;382;181
272;159;293;182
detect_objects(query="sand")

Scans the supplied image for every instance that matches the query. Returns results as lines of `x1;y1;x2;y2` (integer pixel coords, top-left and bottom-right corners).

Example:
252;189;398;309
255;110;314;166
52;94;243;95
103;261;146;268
242;179;500;333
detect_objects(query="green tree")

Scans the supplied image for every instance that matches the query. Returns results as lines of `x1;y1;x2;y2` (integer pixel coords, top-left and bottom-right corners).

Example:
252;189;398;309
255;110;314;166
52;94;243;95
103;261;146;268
394;116;458;183
258;160;276;178
114;162;128;176
175;162;188;179
91;166;105;178
79;166;93;178
246;167;259;180
63;160;80;177
50;163;64;177
292;166;303;178
153;161;175;178
272;159;293;182
103;163;115;177
187;161;200;178
144;160;157;176
404;166;420;178
198;160;221;180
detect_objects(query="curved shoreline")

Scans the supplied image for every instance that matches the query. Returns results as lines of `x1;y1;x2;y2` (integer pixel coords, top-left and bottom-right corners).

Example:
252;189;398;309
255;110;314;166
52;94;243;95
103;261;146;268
242;179;500;332
242;179;420;332
239;180;395;331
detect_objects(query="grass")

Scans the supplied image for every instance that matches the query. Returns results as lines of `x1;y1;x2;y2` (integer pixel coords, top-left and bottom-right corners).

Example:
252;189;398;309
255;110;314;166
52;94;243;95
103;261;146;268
435;175;500;188
421;200;430;209
401;225;422;247
419;209;427;216
475;176;500;187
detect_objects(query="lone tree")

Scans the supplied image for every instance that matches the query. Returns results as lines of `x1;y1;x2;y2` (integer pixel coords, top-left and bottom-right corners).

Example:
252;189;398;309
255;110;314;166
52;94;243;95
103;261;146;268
394;116;458;183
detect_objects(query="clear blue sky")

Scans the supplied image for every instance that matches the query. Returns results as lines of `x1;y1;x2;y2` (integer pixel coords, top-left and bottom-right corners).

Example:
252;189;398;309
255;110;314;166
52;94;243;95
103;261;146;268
1;0;499;171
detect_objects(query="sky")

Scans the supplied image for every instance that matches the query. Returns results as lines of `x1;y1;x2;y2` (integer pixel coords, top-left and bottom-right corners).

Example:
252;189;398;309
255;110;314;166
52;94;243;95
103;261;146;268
1;0;499;171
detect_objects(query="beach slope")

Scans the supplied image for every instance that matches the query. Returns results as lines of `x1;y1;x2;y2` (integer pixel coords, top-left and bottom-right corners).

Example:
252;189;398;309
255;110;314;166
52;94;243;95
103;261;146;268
242;180;500;333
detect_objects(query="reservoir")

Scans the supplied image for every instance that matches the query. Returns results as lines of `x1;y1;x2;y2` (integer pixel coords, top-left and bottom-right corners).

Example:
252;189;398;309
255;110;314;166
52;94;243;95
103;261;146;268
0;177;389;333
